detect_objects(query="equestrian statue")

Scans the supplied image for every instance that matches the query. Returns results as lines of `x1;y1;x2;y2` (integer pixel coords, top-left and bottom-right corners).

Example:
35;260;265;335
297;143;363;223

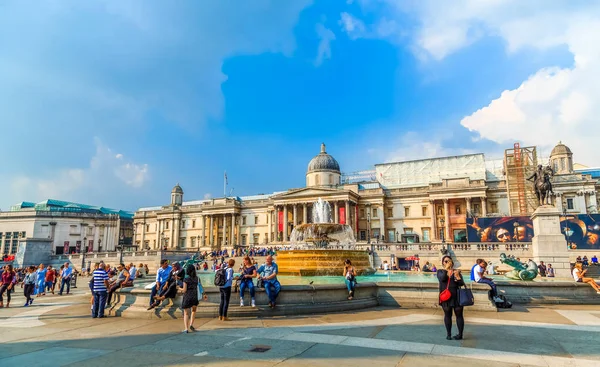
527;164;555;206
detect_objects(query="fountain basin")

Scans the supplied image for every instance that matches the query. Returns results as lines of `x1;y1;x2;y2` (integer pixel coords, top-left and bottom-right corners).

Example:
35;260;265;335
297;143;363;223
276;249;375;276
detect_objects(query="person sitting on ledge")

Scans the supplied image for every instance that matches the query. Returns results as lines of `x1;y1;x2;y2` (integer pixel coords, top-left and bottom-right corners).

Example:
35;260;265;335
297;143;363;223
343;259;357;300
258;255;281;308
572;262;600;294
546;264;555;277
473;260;502;303
148;263;182;309
149;259;172;308
592;255;598;266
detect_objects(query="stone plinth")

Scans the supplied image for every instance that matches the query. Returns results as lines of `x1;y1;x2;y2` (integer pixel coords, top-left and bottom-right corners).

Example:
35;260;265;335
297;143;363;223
531;206;571;277
14;238;53;267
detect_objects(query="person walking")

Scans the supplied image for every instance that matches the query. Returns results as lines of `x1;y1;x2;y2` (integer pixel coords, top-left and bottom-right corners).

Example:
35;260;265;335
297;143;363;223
0;264;16;308
45;266;56;294
59;262;73;295
91;263;110;318
343;259;357;300
438;255;465;340
22;266;37;306
239;256;257;307
219;259;235;321
258;255;281;308
35;264;47;297
179;264;206;333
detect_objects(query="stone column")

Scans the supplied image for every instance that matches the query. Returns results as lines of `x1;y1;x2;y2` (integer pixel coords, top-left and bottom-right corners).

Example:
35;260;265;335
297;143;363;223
443;199;450;242
465;197;471;215
201;215;206;246
334;202;339;223
293;204;298;226
303;203;308;224
274;206;279;241
174;218;180;249
236;215;241;245
155;220;161;249
222;215;227;248
345;200;350;225
283;205;288;241
209;216;214;248
378;205;386;242
481;197;487;217
429;200;436;241
231;213;235;246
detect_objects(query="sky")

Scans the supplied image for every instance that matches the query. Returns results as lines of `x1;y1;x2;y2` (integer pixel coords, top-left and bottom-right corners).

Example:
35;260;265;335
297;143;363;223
1;0;599;212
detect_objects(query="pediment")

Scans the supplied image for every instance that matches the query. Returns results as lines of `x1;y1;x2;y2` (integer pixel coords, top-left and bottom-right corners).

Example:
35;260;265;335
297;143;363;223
272;187;346;200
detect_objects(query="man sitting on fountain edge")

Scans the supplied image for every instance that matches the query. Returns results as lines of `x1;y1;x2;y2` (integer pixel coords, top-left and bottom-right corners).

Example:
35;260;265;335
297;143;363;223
258;255;281;308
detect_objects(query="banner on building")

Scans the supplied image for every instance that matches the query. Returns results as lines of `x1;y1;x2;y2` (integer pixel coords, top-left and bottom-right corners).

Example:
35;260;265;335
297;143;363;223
63;241;69;254
88;240;94;253
561;214;600;250
466;216;533;243
339;207;346;224
278;211;284;232
76;241;81;253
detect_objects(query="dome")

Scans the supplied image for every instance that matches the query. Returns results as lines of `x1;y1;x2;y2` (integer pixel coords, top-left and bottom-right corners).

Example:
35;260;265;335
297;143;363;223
550;142;572;156
307;143;340;173
171;183;183;194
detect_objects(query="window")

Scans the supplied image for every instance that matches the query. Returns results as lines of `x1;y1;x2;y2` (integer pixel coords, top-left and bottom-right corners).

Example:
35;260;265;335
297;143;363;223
192;220;196;228
253;234;260;245
360;231;366;240
422;206;427;217
405;228;414;234
422;228;430;242
190;237;196;247
87;227;93;235
181;220;186;229
266;214;269;224
567;198;574;210
372;208;378;218
242;216;247;225
255;216;259;225
387;208;393;218
404;207;410;217
360;208;365;218
490;202;497;213
179;238;186;248
455;205;461;214
473;203;481;215
165;221;169;230
437;206;443;215
241;234;247;245
146;224;150;232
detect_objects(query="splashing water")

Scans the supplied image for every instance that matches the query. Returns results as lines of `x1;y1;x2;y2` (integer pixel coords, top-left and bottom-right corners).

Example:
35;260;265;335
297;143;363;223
312;197;332;223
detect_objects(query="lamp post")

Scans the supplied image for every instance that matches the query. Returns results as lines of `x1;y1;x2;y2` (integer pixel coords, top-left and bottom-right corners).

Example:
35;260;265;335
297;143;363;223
440;218;448;253
81;236;87;273
396;230;399;243
513;222;519;243
197;235;200;254
367;211;373;264
562;202;571;248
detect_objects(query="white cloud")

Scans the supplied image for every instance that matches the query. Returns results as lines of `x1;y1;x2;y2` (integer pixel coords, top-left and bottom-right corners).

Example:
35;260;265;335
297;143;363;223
340;12;366;39
10;139;149;205
314;23;336;66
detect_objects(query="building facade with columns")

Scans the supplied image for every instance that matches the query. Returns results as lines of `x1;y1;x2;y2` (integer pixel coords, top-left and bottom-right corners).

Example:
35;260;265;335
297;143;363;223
133;142;600;250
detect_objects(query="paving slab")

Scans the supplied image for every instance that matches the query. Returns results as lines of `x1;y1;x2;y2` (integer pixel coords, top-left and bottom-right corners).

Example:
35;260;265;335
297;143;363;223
397;352;520;367
206;337;315;362
0;346;109;366
278;343;404;367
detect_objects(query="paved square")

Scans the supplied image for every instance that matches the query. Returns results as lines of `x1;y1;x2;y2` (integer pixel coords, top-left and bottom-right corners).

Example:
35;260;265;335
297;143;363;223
1;290;600;366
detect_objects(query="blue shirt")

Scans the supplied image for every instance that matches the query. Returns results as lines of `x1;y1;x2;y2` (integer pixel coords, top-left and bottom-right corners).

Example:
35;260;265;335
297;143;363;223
156;265;172;285
62;266;73;279
92;269;109;292
129;267;137;280
221;267;234;288
258;263;278;281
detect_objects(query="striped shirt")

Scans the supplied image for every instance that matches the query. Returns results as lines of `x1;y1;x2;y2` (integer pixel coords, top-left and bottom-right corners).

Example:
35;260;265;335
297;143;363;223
92;269;109;292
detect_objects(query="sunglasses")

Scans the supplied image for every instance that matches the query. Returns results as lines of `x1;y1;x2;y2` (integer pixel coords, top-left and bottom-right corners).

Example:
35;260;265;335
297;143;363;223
443;260;451;263
497;232;509;239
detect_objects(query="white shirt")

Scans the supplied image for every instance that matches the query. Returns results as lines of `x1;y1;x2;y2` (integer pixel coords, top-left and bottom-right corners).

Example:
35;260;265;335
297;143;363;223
383;263;390;270
488;263;496;275
573;268;581;281
474;264;484;282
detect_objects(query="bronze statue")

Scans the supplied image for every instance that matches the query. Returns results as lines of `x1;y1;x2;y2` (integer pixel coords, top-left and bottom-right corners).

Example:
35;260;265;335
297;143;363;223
527;164;554;206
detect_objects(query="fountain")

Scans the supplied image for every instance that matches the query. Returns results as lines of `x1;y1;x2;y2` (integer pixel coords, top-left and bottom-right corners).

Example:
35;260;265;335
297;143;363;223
277;198;375;276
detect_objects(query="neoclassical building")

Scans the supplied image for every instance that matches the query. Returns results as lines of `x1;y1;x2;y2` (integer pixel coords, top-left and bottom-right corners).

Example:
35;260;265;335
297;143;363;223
133;142;600;250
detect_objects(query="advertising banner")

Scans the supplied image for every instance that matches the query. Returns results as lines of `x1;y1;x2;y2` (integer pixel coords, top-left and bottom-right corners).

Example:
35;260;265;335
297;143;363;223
76;241;81;253
467;216;533;243
63;241;69;254
88;240;94;253
339;207;346;224
560;214;600;250
278;211;284;232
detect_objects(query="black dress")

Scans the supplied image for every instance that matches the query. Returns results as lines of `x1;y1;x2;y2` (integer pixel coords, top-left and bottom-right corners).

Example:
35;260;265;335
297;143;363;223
437;269;465;308
181;277;199;309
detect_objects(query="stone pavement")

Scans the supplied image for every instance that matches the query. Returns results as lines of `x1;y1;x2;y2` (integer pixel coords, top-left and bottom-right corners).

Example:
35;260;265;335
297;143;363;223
1;290;600;366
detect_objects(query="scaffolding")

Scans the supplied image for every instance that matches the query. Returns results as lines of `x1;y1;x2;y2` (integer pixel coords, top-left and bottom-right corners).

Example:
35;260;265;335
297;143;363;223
504;143;538;216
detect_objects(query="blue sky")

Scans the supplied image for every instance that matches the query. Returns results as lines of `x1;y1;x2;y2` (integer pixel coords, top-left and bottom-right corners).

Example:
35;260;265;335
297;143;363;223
1;0;598;211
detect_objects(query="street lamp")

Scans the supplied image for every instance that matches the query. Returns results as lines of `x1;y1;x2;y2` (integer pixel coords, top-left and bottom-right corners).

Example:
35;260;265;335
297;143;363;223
440;218;448;253
197;235;200;254
81;236;87;273
562;202;572;248
396;230;399;243
513;222;520;243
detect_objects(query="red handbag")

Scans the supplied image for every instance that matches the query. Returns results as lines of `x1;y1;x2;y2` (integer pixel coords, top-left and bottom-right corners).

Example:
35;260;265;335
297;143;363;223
439;276;451;302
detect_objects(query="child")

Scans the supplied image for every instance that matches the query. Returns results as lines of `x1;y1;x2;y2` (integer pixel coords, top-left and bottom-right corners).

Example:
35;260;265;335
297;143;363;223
22;266;37;307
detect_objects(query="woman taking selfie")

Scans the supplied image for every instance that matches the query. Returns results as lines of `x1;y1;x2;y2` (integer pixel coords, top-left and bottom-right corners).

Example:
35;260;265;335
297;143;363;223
437;255;465;340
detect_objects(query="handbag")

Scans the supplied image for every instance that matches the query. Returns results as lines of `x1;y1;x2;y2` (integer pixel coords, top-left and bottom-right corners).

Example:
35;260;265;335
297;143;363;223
439;276;451;303
458;285;475;307
257;278;265;289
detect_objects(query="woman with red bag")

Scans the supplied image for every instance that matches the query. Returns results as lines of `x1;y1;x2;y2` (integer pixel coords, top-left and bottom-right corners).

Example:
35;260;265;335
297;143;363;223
437;255;465;340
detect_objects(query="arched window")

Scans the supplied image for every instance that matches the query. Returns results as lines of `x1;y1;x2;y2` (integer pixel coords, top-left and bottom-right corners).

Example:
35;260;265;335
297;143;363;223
561;158;566;171
553;160;558;172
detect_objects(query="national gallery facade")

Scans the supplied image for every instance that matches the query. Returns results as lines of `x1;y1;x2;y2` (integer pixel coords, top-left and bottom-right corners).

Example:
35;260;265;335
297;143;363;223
133;142;600;251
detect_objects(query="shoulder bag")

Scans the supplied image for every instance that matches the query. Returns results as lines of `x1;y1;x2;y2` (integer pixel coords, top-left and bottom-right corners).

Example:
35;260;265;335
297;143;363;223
458;284;475;307
439;276;451;303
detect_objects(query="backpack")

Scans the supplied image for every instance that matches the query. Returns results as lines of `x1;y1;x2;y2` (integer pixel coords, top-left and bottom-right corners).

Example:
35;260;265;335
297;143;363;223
214;267;227;286
470;264;477;281
494;294;512;309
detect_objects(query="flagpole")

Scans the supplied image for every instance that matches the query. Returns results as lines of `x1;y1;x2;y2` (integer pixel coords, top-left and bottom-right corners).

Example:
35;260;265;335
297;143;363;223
224;171;227;198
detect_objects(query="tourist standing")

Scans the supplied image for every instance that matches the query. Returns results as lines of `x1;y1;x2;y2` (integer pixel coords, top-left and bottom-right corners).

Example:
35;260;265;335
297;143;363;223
0;264;15;308
91;263;110;318
219;259;235;321
343;259;357;300
537;261;547;277
179;264;206;333
573;262;600;294
239;256;257;307
438;255;465;340
35;264;47;297
22;266;37;306
546;264;555;277
59;262;73;295
258;255;281;308
150;259;172;307
45;266;56;294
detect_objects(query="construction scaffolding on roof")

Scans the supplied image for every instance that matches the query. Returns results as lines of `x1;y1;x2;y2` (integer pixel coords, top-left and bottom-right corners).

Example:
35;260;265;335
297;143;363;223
504;143;538;216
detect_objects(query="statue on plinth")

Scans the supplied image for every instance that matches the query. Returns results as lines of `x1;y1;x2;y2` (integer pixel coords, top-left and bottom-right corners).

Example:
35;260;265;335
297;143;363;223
499;253;538;281
527;165;555;206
